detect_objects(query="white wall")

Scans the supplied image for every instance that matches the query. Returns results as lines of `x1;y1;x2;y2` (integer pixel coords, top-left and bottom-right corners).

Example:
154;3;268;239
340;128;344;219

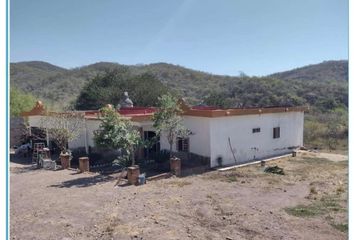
28;116;98;151
160;116;211;157
70;119;153;150
85;119;101;148
209;112;304;167
28;111;304;166
67;119;88;149
27;116;42;127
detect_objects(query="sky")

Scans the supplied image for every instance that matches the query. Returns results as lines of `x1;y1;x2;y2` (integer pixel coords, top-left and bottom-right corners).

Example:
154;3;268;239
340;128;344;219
10;0;348;76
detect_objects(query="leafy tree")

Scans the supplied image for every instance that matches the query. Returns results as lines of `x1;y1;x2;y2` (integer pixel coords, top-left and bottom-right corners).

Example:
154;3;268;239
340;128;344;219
94;106;141;166
325;113;341;150
10;87;36;117
75;69;170;110
203;91;234;108
304;119;325;146
40;112;84;154
153;94;188;158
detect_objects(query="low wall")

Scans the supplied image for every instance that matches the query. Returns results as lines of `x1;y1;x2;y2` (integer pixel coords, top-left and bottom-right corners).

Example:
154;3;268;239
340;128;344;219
181;165;210;177
173;152;210;168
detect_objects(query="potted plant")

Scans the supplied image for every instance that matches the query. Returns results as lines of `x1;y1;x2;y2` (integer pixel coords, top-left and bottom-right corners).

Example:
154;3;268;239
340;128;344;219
152;94;189;176
41;111;84;169
94;105;142;184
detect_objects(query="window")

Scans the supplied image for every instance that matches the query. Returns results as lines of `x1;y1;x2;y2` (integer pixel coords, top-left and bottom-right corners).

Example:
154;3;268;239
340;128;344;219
252;128;261;133
273;127;280;139
177;137;189;152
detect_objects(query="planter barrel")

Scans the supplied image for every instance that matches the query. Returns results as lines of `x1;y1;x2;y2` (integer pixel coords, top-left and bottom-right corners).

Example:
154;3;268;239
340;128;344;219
60;154;71;169
170;157;181;177
127;165;140;185
79;157;90;172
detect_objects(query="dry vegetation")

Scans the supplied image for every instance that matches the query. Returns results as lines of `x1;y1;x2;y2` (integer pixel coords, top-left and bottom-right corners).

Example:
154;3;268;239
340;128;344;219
10;151;347;240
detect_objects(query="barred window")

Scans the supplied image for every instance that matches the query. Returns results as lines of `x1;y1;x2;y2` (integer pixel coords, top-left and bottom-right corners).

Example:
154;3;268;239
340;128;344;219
177;137;189;152
252;128;261;133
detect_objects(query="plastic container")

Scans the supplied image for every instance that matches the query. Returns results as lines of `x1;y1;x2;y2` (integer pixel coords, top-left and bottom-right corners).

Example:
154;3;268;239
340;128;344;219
138;173;146;185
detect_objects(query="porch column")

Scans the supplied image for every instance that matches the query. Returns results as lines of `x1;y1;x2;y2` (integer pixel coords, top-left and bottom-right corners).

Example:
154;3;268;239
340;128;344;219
138;127;144;160
46;128;49;147
84;119;88;154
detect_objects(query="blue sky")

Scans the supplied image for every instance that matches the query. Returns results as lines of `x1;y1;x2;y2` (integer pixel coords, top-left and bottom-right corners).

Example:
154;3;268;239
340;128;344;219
10;0;348;76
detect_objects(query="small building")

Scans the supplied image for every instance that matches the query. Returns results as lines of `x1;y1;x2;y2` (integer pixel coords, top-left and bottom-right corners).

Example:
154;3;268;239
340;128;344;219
22;100;307;168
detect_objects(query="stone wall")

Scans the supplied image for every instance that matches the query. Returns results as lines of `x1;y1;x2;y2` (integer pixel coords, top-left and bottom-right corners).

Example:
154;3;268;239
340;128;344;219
10;117;26;147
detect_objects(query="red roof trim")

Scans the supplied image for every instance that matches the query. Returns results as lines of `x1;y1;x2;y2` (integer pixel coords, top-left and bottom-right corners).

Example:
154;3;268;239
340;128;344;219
22;100;308;121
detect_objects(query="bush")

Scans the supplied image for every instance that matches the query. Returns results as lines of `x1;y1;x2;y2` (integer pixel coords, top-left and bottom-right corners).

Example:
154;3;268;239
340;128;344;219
112;155;131;168
264;165;284;175
75;69;170;110
10;87;36;117
154;150;170;164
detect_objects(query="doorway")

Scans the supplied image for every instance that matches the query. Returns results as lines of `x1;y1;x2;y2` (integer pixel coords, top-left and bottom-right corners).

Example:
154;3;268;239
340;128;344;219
143;131;160;159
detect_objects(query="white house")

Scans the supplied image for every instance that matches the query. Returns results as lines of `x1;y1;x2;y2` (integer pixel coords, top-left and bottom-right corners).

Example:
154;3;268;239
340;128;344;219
22;100;307;168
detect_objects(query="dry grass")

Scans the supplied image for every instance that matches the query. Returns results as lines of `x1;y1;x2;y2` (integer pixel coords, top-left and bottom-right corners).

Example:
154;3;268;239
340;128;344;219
285;195;345;218
336;185;345;195
10;151;348;240
331;223;348;233
166;180;192;187
310;186;318;195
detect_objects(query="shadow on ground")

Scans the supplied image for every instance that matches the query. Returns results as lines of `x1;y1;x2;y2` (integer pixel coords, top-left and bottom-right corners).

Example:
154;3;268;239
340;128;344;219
10;153;32;165
10;165;42;174
48;174;115;188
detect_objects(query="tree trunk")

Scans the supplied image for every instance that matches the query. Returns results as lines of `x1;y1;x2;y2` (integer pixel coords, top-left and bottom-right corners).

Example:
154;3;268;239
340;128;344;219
130;146;135;166
169;143;173;159
61;146;67;154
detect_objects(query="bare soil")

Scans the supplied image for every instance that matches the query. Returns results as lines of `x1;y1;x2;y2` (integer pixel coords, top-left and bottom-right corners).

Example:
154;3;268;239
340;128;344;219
10;152;348;240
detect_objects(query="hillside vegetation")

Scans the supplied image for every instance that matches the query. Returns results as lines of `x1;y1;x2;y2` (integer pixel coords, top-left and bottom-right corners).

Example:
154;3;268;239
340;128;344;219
10;87;36;117
75;68;170;110
10;60;348;150
11;60;348;106
269;60;348;82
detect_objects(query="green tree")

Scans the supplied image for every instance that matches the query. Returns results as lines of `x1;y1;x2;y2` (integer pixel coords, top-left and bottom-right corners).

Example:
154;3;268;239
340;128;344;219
203;91;234;108
153;94;188;158
10;87;36;117
94;106;141;166
75;69;170;110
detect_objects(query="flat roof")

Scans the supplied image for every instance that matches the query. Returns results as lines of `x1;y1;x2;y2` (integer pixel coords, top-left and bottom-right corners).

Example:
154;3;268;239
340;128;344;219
22;100;309;121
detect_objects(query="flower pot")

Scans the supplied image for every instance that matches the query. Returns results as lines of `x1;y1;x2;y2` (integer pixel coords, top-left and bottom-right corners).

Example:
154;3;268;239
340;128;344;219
127;165;140;185
170;157;181;177
60;153;71;169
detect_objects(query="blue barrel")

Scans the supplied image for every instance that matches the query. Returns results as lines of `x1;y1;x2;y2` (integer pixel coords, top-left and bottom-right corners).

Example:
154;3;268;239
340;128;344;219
138;173;146;185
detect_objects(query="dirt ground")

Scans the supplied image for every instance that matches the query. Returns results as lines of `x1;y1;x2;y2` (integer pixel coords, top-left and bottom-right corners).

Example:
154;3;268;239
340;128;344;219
10;151;348;240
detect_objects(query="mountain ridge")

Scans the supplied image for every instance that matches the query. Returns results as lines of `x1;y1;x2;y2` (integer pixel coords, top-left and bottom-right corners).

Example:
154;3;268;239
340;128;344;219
10;60;348;109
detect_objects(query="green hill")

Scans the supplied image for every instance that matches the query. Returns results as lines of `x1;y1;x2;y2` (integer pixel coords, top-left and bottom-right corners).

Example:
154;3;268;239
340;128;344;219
269;60;348;82
10;60;348;109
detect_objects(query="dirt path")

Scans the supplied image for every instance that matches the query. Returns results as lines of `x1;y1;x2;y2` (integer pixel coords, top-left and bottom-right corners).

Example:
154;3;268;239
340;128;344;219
298;150;348;162
10;152;348;240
